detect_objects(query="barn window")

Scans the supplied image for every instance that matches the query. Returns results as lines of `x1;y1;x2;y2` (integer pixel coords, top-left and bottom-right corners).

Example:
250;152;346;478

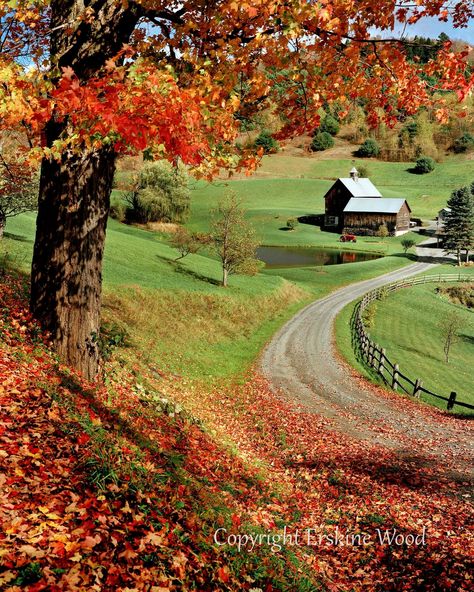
327;216;338;226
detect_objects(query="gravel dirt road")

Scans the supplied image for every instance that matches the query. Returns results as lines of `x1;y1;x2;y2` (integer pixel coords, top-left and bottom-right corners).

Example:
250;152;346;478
261;260;474;481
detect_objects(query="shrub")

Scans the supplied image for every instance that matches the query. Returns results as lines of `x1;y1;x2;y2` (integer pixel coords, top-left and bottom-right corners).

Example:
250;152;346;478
437;284;474;309
356;138;380;157
401;238;416;254
254;130;279;154
170;227;204;260
286;217;299;230
319;114;340;136
403;121;420;140
109;201;126;222
356;164;370;178
414;155;435;174
377;224;389;240
310;132;334;151
125;161;190;224
362;302;377;329
452;133;474;154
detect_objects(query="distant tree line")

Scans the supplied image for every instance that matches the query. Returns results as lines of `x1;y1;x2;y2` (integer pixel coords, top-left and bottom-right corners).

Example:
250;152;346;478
404;33;450;64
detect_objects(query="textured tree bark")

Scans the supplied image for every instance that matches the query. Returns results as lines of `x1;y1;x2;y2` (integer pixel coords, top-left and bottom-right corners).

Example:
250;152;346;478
31;144;116;380
0;212;5;240
30;0;141;379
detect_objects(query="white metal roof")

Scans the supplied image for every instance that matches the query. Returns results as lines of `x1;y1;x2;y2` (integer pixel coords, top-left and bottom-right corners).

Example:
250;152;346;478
338;178;382;197
343;197;409;214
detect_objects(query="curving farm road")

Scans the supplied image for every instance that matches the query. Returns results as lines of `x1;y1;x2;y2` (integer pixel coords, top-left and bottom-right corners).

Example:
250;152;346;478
261;260;474;479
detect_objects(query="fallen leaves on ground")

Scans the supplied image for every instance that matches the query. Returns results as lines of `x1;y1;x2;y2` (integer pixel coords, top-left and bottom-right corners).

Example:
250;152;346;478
1;273;473;591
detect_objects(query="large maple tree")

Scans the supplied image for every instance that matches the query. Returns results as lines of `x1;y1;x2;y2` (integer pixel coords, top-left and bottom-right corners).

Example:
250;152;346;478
0;0;472;379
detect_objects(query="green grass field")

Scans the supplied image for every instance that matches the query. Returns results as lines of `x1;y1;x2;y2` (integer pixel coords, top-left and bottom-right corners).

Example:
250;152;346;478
335;266;474;414
3;152;473;383
2;209;415;381
185;154;474;235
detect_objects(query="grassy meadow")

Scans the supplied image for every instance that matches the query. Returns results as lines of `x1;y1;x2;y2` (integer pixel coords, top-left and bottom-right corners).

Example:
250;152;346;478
335;266;474;413
2;209;416;381
186;154;473;236
3;150;473;386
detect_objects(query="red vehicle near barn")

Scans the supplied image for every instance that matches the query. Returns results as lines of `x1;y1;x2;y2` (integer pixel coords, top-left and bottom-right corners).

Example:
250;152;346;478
339;234;357;243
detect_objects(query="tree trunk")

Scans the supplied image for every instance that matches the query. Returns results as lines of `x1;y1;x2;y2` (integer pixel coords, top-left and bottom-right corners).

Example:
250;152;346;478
222;267;228;287
465;249;470;264
0;213;5;240
30;145;116;380
28;0;142;379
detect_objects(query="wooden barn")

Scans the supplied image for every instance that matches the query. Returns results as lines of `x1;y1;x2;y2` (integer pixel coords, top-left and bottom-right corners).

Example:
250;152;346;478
324;168;411;235
343;198;411;236
324;168;381;231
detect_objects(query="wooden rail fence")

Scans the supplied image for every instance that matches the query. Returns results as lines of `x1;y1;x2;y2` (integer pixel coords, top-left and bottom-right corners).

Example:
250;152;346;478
352;273;474;412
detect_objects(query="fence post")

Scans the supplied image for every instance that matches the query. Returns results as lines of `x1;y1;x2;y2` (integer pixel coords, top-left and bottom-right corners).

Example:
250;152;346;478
364;339;370;360
378;348;386;376
392;364;399;391
413;379;422;398
447;392;457;411
371;344;379;370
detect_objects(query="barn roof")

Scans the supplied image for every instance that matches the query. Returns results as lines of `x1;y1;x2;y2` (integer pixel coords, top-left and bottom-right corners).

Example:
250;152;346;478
343;198;411;214
337;178;382;197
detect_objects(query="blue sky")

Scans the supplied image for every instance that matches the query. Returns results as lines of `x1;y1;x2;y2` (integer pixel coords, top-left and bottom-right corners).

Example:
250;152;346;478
379;15;474;43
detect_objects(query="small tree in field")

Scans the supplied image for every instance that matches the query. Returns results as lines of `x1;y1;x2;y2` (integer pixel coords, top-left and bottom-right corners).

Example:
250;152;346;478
170;227;206;261
211;194;260;287
401;238;416;254
0;159;38;239
438;311;463;363
377;224;389;241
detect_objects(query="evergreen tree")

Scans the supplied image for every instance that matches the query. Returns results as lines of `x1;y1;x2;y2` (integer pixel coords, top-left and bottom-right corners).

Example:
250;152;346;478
443;185;474;265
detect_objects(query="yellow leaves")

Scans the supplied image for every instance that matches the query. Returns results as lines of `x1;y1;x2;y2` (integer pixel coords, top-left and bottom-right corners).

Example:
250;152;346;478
0;64;15;83
70;551;83;562
0;571;16;587
142;531;164;547
18;544;46;558
38;506;61;520
229;95;241;111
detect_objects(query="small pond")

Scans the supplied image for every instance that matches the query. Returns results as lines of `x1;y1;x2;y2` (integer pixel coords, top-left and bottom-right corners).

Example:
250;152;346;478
257;246;382;268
